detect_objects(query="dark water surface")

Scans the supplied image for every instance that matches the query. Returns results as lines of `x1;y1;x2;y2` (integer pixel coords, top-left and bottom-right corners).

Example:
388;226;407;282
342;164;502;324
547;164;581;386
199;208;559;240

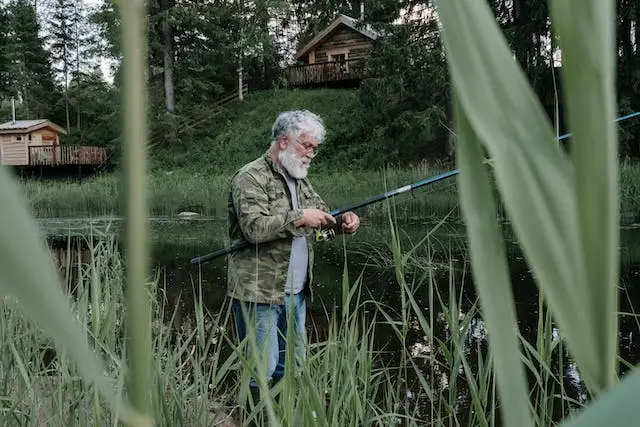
40;216;640;420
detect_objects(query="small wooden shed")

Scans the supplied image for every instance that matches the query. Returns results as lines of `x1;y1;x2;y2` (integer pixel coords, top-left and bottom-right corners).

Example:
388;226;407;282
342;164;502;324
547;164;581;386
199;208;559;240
0;119;66;166
287;14;379;87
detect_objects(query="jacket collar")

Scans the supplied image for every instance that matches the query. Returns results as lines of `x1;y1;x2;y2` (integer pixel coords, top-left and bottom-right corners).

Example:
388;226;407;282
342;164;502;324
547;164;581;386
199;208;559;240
263;149;285;177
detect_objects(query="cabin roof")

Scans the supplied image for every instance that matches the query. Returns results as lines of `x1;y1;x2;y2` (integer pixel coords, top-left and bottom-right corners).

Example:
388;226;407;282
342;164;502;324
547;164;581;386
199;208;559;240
0;119;67;135
294;14;379;60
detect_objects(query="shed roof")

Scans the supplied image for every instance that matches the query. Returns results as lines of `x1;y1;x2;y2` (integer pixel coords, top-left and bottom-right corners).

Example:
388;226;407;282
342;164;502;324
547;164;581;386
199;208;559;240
294;14;379;60
0;119;67;135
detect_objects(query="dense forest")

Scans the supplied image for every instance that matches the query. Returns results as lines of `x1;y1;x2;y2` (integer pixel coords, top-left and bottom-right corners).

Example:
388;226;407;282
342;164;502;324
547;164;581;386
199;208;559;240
1;0;640;168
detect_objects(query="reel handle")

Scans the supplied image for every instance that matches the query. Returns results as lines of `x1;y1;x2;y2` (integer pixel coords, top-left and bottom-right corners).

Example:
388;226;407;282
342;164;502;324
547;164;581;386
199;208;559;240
314;228;336;242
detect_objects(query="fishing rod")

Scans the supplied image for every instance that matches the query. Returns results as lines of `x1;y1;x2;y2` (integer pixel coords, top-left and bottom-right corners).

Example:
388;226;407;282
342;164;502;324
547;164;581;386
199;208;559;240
190;110;640;265
189;169;459;264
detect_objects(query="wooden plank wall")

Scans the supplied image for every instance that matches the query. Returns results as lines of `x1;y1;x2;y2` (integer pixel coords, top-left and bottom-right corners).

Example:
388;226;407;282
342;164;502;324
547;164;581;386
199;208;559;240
312;27;373;64
0;131;59;166
0;135;28;165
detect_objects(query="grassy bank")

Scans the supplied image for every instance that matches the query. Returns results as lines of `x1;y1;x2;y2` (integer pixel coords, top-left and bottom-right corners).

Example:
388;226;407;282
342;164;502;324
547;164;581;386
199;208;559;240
19;162;459;219
18;160;640;222
149;88;368;175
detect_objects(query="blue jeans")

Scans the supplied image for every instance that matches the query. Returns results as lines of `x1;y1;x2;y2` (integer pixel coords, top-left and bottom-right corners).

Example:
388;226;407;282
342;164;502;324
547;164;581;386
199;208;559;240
232;292;307;388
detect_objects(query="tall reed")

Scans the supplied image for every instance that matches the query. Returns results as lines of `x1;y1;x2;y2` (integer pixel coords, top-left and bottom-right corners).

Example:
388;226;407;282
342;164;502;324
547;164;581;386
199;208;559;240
0;203;633;426
433;0;640;425
120;0;151;420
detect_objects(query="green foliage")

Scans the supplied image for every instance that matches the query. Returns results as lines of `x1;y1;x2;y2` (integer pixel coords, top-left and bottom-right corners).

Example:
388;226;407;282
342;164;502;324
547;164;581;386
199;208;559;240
91;0;121;63
3;0;59;119
150;89;368;173
147;0;234;104
358;18;452;166
46;0;101;134
0;4;9;99
290;0;406;47
62;72;121;149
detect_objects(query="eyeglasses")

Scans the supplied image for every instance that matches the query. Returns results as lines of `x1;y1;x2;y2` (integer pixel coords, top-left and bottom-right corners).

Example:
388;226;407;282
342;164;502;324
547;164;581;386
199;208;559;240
295;140;320;156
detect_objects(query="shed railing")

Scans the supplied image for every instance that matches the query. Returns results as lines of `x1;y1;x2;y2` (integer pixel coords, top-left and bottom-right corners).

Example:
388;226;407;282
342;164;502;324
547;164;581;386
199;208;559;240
28;145;109;166
286;58;367;87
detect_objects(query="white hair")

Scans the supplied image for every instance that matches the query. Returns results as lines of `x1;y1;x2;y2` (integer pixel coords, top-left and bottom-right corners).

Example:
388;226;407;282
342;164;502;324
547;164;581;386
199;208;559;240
271;110;326;145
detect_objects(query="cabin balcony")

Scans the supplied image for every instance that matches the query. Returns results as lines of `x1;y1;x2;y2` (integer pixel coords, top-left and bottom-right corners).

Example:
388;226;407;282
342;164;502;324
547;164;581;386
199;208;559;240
286;58;367;88
27;145;109;167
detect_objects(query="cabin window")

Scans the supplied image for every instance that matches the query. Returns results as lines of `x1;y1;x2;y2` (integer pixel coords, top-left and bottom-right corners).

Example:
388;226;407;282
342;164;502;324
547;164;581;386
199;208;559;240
329;53;348;73
16;136;21;141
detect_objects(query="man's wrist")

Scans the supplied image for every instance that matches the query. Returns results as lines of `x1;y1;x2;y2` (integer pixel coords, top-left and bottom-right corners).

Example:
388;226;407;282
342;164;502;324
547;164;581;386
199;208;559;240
291;209;305;227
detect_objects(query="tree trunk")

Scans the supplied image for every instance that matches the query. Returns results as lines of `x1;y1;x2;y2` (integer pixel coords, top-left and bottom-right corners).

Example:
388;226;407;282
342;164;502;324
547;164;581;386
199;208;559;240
238;56;244;101
237;0;245;100
22;84;29;118
64;60;70;133
622;2;633;87
162;0;175;114
256;0;270;89
75;5;81;133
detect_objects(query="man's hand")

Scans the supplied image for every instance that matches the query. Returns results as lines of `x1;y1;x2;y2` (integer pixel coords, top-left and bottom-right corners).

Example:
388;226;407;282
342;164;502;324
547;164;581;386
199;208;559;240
340;211;360;234
295;209;336;229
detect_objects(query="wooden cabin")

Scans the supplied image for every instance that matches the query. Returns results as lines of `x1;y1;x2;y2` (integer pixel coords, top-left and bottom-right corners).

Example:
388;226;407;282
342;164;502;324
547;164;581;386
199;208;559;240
0;119;108;168
0;119;66;165
287;14;379;88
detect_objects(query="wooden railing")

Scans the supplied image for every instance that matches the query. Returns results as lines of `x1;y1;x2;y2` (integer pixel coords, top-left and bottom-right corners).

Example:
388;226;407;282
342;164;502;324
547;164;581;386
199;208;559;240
286;58;367;87
147;83;249;148
28;145;109;166
214;82;249;108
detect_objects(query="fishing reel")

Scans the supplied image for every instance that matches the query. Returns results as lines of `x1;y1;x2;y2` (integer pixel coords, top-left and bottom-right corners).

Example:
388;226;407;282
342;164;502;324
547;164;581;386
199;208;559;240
314;227;336;242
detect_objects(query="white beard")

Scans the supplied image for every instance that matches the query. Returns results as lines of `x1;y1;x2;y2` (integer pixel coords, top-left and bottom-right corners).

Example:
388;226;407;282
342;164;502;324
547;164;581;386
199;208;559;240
278;145;310;179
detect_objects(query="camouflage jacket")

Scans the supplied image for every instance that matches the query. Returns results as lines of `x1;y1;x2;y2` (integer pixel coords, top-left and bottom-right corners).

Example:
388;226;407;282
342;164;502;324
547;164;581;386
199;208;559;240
226;150;329;304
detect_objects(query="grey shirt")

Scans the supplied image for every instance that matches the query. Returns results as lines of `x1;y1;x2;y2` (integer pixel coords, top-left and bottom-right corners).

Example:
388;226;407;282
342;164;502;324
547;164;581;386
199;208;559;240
283;173;308;294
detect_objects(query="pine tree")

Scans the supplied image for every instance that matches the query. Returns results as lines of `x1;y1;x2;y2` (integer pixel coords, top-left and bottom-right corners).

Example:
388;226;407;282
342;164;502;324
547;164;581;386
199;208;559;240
4;0;58;120
0;4;10;102
48;0;99;132
49;0;75;131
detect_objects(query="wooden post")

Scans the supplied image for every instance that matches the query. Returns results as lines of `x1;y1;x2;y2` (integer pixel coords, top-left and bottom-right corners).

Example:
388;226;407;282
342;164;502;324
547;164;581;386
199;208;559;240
238;64;244;101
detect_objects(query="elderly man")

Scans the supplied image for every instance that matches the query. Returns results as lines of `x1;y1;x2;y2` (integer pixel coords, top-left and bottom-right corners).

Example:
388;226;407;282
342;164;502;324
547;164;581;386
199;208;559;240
227;110;360;398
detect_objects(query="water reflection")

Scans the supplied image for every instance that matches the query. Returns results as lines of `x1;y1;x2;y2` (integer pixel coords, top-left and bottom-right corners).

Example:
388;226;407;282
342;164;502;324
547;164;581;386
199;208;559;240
39;216;640;422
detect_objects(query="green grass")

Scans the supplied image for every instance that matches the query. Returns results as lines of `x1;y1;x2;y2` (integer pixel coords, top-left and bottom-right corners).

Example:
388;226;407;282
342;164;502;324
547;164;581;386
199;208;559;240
17;160;640;224
17;162;460;219
149;88;366;175
618;160;640;214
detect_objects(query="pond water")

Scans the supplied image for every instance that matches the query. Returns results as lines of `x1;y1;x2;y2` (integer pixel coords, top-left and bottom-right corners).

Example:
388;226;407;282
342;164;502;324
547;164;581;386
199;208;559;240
40;215;640;420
